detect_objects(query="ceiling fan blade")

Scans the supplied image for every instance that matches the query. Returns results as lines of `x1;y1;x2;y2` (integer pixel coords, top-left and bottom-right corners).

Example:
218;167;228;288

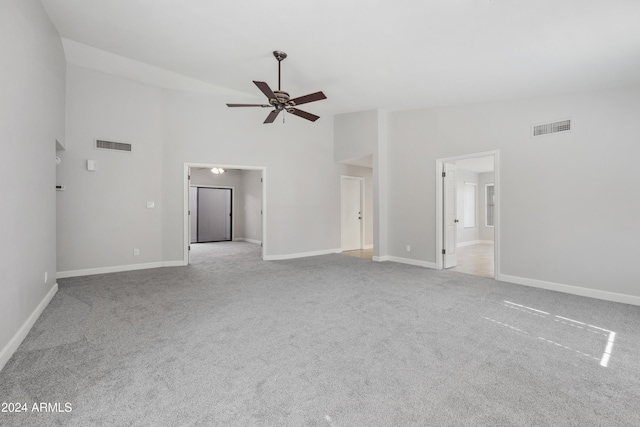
226;103;271;107
263;109;281;124
288;108;320;122
289;91;327;106
253;81;277;101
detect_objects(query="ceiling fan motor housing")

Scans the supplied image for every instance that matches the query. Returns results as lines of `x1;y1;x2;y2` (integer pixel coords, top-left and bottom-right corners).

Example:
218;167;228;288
273;91;290;102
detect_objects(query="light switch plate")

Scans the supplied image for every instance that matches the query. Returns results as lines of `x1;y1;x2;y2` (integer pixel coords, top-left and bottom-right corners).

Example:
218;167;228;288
146;202;155;209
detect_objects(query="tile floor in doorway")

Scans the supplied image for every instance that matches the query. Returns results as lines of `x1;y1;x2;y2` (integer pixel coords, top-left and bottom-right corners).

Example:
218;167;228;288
340;245;493;274
451;243;494;278
341;248;374;260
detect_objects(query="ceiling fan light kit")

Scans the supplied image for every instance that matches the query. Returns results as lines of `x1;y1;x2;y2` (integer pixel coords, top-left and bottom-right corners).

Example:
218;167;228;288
226;51;327;124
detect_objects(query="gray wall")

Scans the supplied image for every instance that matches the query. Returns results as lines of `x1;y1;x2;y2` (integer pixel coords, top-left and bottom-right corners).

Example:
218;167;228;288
160;86;373;261
0;0;65;364
456;169;480;245
58;65;374;273
478;172;495;242
334;110;378;163
362;168;374;247
242;170;263;243
334;110;387;255
455;169;495;245
387;84;640;297
57;65;163;272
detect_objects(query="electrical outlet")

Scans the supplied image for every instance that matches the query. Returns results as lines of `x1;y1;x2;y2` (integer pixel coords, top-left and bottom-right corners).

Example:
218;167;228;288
134;248;140;256
44;272;47;283
406;245;411;252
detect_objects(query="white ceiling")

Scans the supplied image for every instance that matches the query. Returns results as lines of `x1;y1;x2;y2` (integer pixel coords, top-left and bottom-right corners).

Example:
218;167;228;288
41;0;640;115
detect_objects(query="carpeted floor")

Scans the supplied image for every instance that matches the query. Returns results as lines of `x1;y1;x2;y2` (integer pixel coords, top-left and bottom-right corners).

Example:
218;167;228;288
1;242;639;426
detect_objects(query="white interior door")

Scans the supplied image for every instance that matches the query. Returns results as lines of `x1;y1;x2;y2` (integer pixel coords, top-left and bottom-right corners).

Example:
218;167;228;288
341;177;363;251
443;163;457;268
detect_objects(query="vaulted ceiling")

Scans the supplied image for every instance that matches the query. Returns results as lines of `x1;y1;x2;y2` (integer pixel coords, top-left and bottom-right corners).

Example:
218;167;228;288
41;0;640;114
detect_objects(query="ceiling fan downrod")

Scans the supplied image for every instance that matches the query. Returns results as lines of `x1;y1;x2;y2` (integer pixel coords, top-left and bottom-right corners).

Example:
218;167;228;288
273;50;287;91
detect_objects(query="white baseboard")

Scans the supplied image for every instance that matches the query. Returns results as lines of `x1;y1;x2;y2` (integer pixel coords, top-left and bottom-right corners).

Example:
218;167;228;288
236;238;262;245
264;248;341;261
372;255;436;269
457;240;494;248
57;260;186;279
497;274;640;307
162;261;186;268
0;284;58;373
385;256;437;269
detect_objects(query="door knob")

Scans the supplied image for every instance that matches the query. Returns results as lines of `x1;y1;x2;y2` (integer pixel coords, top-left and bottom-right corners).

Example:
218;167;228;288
454;219;459;223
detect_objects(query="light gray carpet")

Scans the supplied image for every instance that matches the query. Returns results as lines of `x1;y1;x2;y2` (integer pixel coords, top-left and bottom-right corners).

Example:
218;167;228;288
1;242;639;426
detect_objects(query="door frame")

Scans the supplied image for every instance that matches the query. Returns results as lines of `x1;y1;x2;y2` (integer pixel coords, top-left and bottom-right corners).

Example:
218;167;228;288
435;150;500;276
341;175;365;251
190;185;235;243
183;163;266;264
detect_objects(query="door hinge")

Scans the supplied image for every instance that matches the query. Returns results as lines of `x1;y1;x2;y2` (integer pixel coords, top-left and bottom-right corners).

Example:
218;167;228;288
189;245;191;251
188;175;191;180
442;172;446;178
260;178;263;183
442;249;446;255
188;210;190;215
261;210;263;215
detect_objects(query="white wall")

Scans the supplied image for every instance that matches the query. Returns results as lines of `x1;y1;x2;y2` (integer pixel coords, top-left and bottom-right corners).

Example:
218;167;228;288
387;84;640;298
0;0;65;369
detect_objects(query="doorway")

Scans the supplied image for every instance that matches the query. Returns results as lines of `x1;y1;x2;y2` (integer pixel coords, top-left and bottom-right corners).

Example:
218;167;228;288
341;175;364;252
183;163;266;264
436;151;500;278
190;187;232;243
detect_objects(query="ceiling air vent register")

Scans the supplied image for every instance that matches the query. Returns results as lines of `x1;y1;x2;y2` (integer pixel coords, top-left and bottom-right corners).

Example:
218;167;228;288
532;119;571;138
95;139;132;152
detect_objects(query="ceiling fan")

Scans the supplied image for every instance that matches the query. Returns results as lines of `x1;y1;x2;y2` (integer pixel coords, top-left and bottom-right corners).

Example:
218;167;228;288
226;51;327;124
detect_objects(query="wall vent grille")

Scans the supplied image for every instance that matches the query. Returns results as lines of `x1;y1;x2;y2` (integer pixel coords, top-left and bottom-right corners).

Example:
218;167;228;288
95;139;132;152
532;119;571;137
